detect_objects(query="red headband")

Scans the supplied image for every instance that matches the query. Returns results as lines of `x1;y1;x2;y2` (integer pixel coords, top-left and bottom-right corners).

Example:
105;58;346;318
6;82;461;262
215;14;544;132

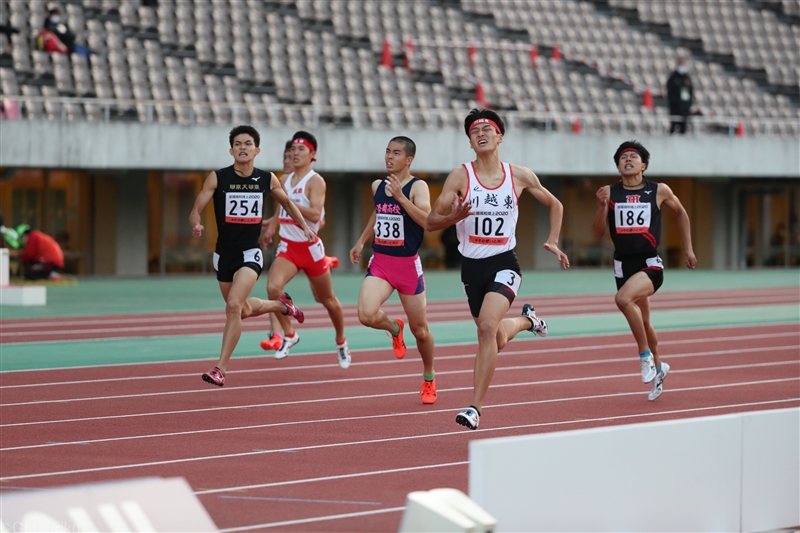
293;138;317;161
620;147;639;155
468;117;501;135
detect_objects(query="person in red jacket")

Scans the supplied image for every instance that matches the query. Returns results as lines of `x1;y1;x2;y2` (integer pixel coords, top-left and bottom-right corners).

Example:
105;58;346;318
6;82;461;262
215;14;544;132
17;225;65;280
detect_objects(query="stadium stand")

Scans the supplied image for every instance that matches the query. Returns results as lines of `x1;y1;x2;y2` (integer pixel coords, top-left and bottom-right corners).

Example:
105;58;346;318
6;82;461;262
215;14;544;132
0;0;798;135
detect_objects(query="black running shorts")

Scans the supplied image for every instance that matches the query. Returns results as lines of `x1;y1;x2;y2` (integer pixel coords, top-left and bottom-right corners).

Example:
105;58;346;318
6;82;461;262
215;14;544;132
213;246;264;283
460;250;522;318
614;253;664;293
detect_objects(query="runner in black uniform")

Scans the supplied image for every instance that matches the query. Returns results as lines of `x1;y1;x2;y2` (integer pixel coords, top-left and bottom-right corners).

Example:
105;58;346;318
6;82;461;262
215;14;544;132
593;140;697;401
190;125;313;387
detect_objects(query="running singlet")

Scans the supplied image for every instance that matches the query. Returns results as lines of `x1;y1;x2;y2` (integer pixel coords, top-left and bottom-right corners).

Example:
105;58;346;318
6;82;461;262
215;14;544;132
212;165;269;252
607;180;661;256
371;177;424;257
278;170;322;242
456;161;518;259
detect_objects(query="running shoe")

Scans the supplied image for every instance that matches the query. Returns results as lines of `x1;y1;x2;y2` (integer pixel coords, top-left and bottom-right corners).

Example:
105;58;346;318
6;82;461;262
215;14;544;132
275;333;300;360
201;366;225;387
259;332;282;351
280;293;304;324
648;362;670;401
640;354;657;383
521;304;548;337
390;318;406;359
327;256;340;269
456;406;480;430
420;379;437;404
337;341;352;369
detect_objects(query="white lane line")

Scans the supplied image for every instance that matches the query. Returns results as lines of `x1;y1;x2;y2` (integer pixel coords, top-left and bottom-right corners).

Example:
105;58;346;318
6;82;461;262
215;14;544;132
2;322;795;373
2;343;796;407
3;330;797;389
2;397;795;482
2;375;795;452
217;507;407;532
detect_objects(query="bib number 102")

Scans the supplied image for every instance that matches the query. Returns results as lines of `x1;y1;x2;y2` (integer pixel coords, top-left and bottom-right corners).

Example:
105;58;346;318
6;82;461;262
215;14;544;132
474;216;505;236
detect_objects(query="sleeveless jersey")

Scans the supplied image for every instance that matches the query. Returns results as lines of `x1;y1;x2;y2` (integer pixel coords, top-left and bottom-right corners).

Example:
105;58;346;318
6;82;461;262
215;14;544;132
372;177;425;257
212;165;269;252
456;161;518;259
278;170;323;242
607;180;661;257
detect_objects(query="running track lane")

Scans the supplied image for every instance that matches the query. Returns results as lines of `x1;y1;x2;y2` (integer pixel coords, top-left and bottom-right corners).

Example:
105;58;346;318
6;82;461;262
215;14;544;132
0;324;798;532
1;287;797;343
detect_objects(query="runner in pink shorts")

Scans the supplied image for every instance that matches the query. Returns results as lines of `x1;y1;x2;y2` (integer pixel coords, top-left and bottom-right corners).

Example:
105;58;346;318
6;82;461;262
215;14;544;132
350;136;437;404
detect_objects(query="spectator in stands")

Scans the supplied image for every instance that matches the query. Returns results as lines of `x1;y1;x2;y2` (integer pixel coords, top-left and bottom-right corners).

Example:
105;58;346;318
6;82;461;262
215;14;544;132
17;224;65;280
0;18;20;52
666;58;693;134
44;8;76;54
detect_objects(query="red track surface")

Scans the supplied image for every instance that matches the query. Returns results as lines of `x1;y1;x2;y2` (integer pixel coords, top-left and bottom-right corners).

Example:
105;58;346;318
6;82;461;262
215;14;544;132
1;287;797;343
1;322;798;532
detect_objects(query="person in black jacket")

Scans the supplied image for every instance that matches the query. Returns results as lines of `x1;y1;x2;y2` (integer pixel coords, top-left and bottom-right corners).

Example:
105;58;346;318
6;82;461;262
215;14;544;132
666;59;693;134
44;8;76;54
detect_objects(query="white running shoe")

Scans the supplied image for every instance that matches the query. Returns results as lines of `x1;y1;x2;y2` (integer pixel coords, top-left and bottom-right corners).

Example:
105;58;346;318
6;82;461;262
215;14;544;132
521;304;548;337
648;362;670;401
640;354;657;383
274;333;300;360
337;341;351;369
455;406;480;430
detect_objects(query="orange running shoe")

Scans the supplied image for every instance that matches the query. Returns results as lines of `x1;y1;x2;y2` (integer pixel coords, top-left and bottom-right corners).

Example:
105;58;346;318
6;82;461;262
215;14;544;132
391;318;406;359
259;332;282;351
420;379;437;404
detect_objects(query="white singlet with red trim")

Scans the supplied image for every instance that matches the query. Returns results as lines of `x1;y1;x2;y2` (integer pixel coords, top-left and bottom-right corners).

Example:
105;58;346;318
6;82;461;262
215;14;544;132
278;170;323;242
456;161;518;259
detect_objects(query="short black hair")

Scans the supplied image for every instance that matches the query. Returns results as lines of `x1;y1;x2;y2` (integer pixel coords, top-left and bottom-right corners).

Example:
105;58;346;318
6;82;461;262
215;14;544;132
613;140;650;168
284;140;293;152
292;130;317;151
388;136;416;158
464;108;506;137
49;8;60;15
229;125;260;147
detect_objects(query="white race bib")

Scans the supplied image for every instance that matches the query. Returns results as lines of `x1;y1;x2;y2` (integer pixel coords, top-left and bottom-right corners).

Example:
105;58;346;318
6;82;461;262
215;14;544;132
242;247;263;267
494;269;521;296
374;213;405;246
225;192;262;224
614;202;651;234
309;240;325;262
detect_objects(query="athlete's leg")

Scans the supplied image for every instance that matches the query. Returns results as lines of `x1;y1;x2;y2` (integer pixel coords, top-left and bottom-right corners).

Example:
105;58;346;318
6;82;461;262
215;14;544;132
399;291;434;375
636;296;660;367
216;268;259;372
357;276;395;332
267;256;300;337
614;271;655;353
471;292;512;410
307;270;346;344
496;315;533;351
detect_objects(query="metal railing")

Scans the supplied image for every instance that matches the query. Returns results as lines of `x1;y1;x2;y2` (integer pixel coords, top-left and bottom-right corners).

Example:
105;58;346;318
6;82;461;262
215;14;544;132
2;95;799;136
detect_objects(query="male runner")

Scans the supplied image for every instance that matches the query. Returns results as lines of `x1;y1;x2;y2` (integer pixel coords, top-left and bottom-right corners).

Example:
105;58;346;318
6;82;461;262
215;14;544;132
350;136;437;403
261;131;352;369
189;125;312;387
427;109;570;430
593;140;696;401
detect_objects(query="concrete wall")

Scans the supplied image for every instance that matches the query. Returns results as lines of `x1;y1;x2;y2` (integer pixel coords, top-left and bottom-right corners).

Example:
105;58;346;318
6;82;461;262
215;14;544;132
2;121;798;177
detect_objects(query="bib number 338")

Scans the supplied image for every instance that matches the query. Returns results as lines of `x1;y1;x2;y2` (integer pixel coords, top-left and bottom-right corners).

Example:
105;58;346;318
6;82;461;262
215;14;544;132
374;214;404;246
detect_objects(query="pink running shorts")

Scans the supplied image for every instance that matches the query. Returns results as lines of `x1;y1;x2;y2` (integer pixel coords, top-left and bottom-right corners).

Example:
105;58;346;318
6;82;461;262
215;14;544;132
366;252;425;295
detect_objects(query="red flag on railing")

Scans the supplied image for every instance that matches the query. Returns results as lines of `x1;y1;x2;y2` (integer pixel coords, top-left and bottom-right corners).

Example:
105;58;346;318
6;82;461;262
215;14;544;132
380;37;393;69
642;84;654;110
735;121;744;137
572;117;582;134
468;44;477;69
529;44;538;69
552;44;561;60
476;82;488;108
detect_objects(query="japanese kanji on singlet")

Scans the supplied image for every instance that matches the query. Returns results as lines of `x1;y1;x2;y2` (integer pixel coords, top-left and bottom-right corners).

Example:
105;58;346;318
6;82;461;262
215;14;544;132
212;165;269;282
367;177;426;295
457;161;523;317
276;169;329;277
607;180;665;291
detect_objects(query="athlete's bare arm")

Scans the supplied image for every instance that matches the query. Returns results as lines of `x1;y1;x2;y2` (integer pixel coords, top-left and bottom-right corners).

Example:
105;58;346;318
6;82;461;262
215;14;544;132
350;211;376;264
657;183;697;268
293;174;325;224
385;174;432;229
513;165;570;269
270;173;314;243
592;185;611;240
427;167;472;231
189;171;217;237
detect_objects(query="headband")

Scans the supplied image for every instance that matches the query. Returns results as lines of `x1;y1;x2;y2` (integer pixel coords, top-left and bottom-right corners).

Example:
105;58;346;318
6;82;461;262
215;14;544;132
468;117;501;135
620;147;639;155
292;138;317;161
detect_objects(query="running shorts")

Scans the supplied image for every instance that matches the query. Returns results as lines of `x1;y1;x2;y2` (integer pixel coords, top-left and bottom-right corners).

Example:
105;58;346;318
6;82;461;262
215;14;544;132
214;246;263;282
614;253;664;292
276;238;330;278
460;250;522;318
366;252;425;296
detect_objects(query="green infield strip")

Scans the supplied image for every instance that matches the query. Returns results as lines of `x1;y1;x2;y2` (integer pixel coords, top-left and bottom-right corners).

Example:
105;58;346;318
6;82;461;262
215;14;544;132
1;304;796;372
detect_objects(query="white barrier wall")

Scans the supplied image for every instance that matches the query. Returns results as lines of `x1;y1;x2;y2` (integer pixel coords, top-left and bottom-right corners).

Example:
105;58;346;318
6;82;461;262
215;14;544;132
469;407;799;533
